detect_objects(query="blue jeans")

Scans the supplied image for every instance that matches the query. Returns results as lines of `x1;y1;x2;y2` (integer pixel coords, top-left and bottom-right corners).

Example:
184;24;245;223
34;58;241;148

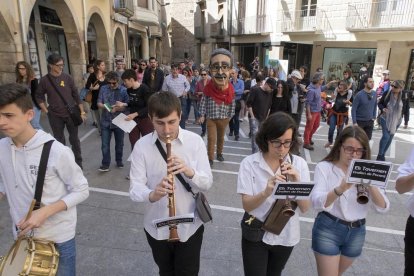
179;97;187;129
377;116;399;159
312;212;366;258
55;238;76;276
327;114;345;144
101;125;124;167
31;106;43;130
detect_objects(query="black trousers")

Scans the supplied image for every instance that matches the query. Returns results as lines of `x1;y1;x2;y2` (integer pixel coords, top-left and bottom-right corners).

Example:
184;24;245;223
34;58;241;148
242;238;294;276
356;120;374;140
145;226;204;276
405;216;414;276
47;112;82;168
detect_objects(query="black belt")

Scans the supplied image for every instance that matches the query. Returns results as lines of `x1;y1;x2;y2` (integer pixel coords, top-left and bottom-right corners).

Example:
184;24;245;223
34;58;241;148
321;211;366;228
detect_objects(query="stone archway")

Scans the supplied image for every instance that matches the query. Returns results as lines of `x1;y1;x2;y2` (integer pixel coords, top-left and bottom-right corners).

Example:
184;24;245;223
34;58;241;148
0;11;18;84
114;27;125;56
88;13;110;62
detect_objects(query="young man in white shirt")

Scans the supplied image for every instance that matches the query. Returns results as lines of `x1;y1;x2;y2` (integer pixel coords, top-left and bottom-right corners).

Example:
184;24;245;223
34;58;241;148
129;91;213;275
0;83;89;276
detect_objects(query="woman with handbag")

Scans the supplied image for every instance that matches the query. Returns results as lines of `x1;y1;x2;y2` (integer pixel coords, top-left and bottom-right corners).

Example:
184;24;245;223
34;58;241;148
15;61;42;130
237;112;311;276
310;126;390;276
86;59;107;134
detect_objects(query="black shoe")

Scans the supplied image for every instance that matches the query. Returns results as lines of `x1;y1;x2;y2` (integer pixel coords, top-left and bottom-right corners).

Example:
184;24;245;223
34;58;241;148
376;155;385;161
98;166;110;172
217;154;224;162
248;132;252;138
200;132;205;137
310;140;314;145
229;131;233;136
303;144;314;151
209;160;213;167
235;135;239;141
117;163;124;168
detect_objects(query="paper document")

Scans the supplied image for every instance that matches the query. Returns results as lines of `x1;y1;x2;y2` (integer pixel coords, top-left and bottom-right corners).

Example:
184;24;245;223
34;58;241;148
111;113;137;133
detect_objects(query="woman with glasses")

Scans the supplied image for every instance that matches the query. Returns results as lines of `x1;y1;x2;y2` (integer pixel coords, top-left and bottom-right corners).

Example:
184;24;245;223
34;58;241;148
311;126;389;276
270;80;292;115
376;80;405;161
15;61;42;129
137;60;147;84
237;112;310;276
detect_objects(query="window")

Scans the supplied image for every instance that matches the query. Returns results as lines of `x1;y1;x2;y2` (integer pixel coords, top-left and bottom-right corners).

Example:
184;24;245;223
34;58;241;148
300;0;317;17
138;0;148;8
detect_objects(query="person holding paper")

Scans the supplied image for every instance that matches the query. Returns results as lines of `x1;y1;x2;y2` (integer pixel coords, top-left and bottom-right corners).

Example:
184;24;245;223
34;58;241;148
97;71;129;172
311;125;390;276
396;148;414;275
121;69;154;150
129;91;212;275
237;112;311;276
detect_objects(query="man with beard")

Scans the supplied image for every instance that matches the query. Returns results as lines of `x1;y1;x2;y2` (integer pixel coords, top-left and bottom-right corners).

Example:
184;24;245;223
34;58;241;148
352;77;377;140
199;48;235;166
143;57;164;93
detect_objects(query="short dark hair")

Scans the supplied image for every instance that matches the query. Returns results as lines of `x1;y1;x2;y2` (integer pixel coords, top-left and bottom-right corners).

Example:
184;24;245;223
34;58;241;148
170;64;178;69
121;69;138;81
148;92;182;119
149;57;157;62
105;71;119;81
0;83;33;112
255;112;299;153
47;53;63;65
363;76;372;85
323;125;371;162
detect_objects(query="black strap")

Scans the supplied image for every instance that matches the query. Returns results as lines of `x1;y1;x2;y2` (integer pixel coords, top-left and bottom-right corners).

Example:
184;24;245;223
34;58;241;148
34;140;54;210
155;139;195;196
47;74;70;107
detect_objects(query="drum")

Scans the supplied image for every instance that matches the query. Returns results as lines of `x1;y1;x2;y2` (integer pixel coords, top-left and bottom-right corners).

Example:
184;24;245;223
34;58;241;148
0;237;59;276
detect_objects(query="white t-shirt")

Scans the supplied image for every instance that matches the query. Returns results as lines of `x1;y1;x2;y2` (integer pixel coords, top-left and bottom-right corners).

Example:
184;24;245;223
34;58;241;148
397;148;414;216
237;152;310;246
311;161;390;221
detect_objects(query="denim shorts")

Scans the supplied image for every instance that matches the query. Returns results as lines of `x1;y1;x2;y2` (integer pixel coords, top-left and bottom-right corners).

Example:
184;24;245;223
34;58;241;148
312;212;366;258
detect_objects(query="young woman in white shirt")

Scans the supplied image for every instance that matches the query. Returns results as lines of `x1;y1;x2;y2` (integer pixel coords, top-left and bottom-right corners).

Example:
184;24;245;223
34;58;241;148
311;125;390;276
237;112;311;276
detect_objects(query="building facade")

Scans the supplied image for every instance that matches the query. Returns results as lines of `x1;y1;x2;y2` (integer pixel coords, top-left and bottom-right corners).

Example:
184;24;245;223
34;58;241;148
0;0;168;86
195;0;414;88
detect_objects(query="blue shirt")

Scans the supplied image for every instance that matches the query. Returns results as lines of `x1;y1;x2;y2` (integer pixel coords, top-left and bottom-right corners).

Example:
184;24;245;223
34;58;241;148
305;83;322;112
351;89;377;123
98;84;129;127
231;78;244;100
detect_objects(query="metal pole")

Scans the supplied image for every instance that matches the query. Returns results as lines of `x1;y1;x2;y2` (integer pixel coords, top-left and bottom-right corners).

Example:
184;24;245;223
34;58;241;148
229;0;233;51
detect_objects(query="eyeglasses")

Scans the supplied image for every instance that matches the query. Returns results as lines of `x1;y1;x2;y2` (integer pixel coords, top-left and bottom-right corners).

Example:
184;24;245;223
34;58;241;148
269;140;293;148
108;81;118;85
201;74;207;76
54;63;64;67
209;64;230;72
391;85;401;89
141;64;147;66
342;145;366;155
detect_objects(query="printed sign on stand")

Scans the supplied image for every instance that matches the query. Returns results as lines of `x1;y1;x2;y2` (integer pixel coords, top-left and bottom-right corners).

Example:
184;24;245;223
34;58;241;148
274;182;314;199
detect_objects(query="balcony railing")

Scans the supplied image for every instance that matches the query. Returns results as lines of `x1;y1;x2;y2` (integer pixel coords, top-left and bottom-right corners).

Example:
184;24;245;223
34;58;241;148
113;0;134;18
230;15;273;35
347;0;414;30
282;8;335;39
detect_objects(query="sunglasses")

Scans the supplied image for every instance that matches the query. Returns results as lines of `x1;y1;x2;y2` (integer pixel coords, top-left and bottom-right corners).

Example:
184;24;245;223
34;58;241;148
18;67;26;70
140;64;147;66
367;93;373;100
391;85;401;88
201;74;207;76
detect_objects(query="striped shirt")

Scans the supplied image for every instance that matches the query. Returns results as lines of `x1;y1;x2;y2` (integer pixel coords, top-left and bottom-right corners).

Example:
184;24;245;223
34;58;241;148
161;74;190;97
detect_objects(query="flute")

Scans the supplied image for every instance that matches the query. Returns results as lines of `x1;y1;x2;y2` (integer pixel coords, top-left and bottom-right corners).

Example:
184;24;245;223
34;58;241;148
279;155;295;217
166;135;179;242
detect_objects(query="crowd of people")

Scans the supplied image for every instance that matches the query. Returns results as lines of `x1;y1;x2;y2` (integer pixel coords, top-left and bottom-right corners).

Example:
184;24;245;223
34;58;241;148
0;48;413;276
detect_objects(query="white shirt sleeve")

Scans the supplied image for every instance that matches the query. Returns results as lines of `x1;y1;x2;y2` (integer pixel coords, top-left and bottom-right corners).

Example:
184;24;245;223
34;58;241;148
129;140;153;203
311;162;337;212
186;138;213;192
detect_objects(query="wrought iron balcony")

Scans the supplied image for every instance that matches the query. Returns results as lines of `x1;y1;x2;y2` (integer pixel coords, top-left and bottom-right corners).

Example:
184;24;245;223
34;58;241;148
346;0;414;30
230;15;273;35
281;8;335;39
113;0;134;18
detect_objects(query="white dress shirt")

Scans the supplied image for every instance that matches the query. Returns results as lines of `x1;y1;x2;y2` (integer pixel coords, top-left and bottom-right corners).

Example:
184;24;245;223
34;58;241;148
311;161;390;221
237;153;310;247
129;129;213;242
397;148;414;216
